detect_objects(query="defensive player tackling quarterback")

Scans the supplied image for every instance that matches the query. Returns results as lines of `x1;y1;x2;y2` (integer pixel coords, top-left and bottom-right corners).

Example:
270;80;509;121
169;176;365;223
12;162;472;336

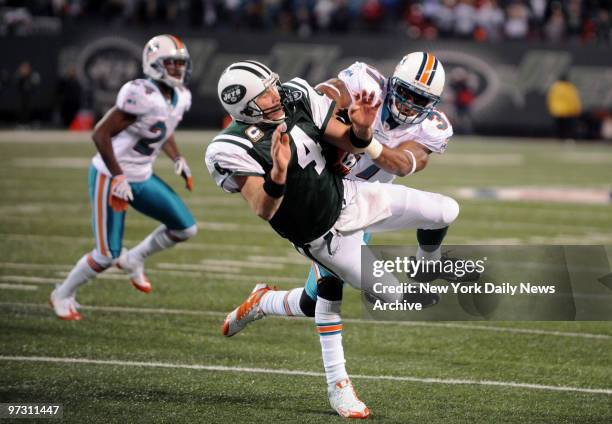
206;58;460;418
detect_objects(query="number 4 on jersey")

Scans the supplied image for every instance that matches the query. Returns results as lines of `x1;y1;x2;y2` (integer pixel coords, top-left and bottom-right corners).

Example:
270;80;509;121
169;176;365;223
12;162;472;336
291;126;326;175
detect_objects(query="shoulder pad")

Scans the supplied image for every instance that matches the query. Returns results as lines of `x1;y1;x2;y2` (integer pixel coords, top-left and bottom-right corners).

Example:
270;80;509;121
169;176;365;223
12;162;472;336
116;79;156;115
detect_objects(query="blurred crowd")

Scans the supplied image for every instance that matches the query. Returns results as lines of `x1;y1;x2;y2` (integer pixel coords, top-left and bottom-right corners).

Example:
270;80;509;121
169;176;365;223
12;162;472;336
1;0;610;43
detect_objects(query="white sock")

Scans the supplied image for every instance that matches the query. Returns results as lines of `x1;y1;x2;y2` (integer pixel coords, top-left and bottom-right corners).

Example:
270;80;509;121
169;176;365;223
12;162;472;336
416;245;441;261
316;297;347;390
129;225;176;262
259;288;305;316
56;253;109;298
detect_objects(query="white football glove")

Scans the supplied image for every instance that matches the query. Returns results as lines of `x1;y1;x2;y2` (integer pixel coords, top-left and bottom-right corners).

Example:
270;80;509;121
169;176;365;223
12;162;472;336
174;156;193;191
109;174;133;212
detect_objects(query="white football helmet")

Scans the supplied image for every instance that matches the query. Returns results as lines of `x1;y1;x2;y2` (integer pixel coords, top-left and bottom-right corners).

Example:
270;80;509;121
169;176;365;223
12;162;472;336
388;52;445;124
217;60;285;124
142;34;191;88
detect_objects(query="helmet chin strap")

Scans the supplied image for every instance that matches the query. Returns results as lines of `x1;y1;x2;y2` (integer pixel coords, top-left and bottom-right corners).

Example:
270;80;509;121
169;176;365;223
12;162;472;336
262;115;286;125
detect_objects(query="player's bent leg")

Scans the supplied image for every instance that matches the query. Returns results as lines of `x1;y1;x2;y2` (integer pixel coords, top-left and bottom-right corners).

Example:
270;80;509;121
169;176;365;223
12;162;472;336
120;175;197;293
117;224;197;293
366;183;459;233
51;250;112;320
51;166;123;320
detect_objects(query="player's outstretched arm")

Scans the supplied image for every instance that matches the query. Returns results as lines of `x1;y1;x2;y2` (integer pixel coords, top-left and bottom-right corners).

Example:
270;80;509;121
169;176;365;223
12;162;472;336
323;89;382;155
373;140;431;177
163;135;193;191
236;123;290;221
92;106;136;176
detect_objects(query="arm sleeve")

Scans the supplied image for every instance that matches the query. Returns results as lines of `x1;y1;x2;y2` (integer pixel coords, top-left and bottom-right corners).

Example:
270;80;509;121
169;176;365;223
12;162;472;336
205;142;265;193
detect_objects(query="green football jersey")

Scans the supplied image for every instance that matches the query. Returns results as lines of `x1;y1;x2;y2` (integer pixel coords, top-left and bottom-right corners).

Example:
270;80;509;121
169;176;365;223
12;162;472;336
205;78;344;245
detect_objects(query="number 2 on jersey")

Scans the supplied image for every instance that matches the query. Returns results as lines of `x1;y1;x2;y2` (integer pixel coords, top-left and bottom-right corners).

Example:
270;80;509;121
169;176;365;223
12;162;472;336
133;121;167;156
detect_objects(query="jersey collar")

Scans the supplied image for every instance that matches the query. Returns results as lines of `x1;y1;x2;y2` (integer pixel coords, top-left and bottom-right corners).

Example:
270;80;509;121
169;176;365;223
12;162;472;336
149;78;178;108
381;101;400;130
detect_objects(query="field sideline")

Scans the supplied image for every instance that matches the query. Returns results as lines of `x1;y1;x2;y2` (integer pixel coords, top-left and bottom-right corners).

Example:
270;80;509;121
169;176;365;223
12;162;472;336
0;131;611;423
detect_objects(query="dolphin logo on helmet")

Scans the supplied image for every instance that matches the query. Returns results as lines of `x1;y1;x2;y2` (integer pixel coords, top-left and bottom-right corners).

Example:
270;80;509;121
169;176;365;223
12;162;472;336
142;34;191;88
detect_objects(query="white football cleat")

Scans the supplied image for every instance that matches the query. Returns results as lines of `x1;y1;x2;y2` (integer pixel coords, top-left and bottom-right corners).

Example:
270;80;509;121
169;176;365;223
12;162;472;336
49;288;82;321
222;283;272;337
116;248;151;293
328;378;370;419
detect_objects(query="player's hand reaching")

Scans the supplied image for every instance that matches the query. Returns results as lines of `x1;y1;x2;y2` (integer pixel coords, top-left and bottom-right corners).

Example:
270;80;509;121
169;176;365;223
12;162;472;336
174;156;193;191
271;122;290;184
349;89;382;139
109;174;133;212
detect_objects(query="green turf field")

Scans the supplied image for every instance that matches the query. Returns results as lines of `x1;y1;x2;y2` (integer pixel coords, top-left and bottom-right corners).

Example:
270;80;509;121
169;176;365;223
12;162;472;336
0;132;611;423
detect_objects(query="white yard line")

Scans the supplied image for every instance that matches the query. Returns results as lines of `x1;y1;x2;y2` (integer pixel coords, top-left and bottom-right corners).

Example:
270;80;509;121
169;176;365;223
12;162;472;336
0;234;272;254
435;154;525;166
0;262;71;271
0;302;610;340
0;355;609;395
246;255;309;265
199;259;286;270
0;276;58;284
0;283;38;291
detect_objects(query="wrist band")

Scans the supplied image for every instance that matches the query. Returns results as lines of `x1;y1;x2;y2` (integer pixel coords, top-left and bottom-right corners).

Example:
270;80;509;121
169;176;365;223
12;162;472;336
263;174;286;198
405;150;417;175
365;138;383;159
349;126;372;148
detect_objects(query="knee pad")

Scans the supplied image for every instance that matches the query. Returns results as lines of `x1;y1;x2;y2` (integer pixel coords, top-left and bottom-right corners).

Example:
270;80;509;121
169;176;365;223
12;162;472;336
167;224;198;242
317;276;343;301
90;250;113;268
299;290;316;317
441;196;460;225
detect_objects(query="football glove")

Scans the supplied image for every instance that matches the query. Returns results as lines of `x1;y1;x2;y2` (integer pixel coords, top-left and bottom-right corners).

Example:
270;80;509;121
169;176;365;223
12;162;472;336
174;156;193;191
109;174;133;212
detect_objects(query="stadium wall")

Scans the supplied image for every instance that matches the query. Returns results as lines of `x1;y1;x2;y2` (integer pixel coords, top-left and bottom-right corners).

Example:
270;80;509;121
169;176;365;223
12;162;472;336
2;28;611;136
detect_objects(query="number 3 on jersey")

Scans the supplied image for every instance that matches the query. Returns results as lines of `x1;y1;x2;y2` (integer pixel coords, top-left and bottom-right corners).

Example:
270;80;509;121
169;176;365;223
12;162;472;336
427;111;449;130
291;126;325;175
134;121;167;156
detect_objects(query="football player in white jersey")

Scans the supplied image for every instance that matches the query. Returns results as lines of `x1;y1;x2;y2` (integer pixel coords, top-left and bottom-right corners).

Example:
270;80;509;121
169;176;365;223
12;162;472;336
223;53;473;329
50;35;198;320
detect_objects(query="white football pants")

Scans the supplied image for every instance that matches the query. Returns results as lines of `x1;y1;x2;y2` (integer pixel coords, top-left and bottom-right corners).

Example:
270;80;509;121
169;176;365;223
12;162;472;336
295;180;459;297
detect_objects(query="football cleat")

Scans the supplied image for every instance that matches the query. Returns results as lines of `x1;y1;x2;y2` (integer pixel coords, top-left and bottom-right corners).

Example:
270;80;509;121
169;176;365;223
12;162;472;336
328;378;370;419
49;288;82;321
410;255;482;283
116;248;152;293
222;283;272;337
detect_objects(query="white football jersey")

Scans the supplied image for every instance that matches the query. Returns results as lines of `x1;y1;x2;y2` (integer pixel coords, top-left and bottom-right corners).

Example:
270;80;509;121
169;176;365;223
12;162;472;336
338;62;453;183
92;78;191;182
